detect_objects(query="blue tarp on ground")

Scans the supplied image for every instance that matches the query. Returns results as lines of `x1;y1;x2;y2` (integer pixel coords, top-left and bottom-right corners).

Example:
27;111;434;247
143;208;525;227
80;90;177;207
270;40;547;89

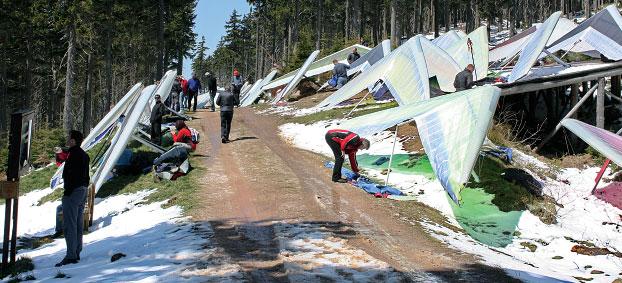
324;161;404;196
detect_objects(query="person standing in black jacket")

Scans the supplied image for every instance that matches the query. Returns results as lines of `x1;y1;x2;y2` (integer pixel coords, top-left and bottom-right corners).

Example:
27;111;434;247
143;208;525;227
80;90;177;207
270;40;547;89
171;77;183;112
216;91;238;143
206;72;218;112
150;94;166;145
56;130;90;267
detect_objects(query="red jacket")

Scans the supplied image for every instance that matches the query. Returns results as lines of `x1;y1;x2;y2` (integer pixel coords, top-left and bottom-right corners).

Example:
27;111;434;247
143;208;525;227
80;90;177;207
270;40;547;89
181;79;189;94
326;129;362;172
173;127;196;151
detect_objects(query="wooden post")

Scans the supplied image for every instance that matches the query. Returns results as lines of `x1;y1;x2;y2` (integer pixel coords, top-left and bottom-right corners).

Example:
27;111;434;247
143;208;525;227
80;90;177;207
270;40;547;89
570;84;579;118
597;77;605;128
535;84;598;152
611;75;621;97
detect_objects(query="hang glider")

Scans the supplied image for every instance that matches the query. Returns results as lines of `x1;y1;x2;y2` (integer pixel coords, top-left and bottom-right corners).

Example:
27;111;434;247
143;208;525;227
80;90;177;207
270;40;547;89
433;30;466;50
490;18;577;64
444;26;489;80
262;44;371;91
316;36;430;109
92;83;156;193
349;40;392;75
241;69;278;107
240;79;262;102
272;50;320;104
339;86;501;204
420;37;462;92
316;40;393;93
547;5;622;61
507;11;562;83
50;83;143;189
141;70;177;125
561;118;622;166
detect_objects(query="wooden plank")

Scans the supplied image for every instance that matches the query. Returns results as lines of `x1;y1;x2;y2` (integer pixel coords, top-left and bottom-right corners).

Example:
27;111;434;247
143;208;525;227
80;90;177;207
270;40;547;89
500;66;622;96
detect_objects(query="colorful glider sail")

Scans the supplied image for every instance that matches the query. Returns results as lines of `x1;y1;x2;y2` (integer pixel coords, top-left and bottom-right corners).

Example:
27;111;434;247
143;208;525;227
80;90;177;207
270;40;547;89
272;50;320;104
262;44;370;91
339;86;501;204
561;118;622;166
547;5;622;61
316;36;430;109
508;11;562;83
445;26;489;80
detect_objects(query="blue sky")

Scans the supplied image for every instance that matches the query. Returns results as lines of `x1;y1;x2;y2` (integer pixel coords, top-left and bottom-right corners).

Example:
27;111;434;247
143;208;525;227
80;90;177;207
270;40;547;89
182;0;252;77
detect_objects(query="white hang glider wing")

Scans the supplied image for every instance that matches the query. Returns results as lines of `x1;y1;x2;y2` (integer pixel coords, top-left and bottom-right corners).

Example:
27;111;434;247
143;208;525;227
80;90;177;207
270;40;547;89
49;83;143;189
316;36;430;109
508;11;562;83
420;38;462;92
547;5;622;61
445;26;489;80
339;86;501;204
561;118;622;166
433;30;466;50
92;84;156;193
272;50;320;104
262;44;371;91
241;70;278;107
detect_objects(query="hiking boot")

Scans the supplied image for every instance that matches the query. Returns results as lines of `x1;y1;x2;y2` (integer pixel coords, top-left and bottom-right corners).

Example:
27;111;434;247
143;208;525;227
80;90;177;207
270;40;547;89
333;178;348;183
55;258;78;267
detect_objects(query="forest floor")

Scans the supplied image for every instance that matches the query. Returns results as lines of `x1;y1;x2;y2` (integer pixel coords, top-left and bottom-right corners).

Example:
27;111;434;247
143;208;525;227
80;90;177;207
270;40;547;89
185;105;518;282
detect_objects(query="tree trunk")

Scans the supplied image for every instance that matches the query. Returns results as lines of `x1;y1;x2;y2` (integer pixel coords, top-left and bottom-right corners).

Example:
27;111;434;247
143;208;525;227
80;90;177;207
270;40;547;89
390;0;397;46
510;1;516;36
156;0;165;79
584;0;590;18
316;0;322;49
83;52;93;135
63;24;77;133
345;0;350;39
105;1;113;112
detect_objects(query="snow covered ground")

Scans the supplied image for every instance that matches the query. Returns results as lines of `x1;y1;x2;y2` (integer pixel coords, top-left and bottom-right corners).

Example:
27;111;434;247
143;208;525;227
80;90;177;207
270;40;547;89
280;120;622;283
0;189;243;282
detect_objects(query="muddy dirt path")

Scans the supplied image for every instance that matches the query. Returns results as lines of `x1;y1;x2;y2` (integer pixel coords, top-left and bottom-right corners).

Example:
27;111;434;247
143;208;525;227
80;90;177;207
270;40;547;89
187;105;518;282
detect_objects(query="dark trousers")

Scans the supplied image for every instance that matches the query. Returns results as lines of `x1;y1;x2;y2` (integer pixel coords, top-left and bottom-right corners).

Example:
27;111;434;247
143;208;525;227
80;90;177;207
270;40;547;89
209;90;216;111
188;90;198;111
220;111;233;140
325;135;344;181
62;186;87;260
150;121;161;145
232;85;241;105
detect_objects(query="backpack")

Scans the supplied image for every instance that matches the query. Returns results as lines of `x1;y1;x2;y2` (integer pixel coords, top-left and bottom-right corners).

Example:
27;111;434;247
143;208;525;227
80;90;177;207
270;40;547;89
189;128;200;144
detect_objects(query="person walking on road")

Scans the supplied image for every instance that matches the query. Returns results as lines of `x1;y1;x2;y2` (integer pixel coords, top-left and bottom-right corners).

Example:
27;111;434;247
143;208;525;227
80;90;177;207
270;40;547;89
325;129;370;183
231;69;243;105
150;94;166;145
206;72;218;112
187;73;202;111
55;130;90;267
216;91;239;143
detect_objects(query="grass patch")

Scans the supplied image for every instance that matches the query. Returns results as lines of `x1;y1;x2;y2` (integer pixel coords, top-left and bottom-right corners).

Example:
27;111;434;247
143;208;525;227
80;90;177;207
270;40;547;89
284;100;397;125
18;166;56;195
520;242;538;252
39;143;202;212
0;257;34;279
472;157;558;224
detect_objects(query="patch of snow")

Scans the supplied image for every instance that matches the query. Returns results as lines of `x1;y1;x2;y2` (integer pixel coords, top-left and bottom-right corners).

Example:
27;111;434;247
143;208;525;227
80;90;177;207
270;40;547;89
3;189;243;282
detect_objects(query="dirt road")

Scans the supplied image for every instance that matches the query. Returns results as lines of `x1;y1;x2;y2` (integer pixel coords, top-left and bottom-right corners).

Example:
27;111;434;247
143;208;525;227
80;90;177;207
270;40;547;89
188;106;518;282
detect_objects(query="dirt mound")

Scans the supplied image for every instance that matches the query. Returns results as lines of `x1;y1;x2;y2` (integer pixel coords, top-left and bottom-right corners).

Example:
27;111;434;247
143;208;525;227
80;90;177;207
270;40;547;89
571;245;622;258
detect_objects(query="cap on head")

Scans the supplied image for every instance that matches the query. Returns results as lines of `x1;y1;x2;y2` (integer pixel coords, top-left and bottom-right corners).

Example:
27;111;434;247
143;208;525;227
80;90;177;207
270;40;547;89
233;70;239;76
360;138;370;150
